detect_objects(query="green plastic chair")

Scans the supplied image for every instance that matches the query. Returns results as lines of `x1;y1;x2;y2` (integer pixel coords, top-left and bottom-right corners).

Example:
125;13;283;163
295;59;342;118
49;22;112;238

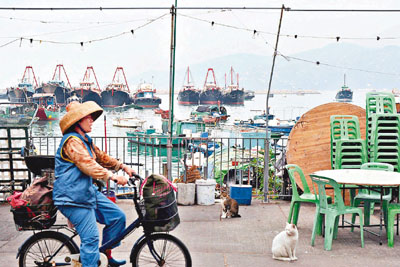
387;204;400;247
310;175;364;251
351;162;394;228
285;164;319;226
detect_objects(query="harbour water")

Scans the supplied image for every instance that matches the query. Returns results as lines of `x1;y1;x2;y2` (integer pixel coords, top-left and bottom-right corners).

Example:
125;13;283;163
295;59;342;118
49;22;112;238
30;89;370;138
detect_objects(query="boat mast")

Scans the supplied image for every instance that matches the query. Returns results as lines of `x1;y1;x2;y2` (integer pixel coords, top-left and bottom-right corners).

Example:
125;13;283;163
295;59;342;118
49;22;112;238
187;66;190;84
112;67;130;93
22;66;38;88
83;66;101;91
204;68;217;88
52;64;72;89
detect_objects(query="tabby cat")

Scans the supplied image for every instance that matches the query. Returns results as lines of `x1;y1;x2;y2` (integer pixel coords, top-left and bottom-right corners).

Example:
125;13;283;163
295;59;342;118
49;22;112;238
220;191;241;220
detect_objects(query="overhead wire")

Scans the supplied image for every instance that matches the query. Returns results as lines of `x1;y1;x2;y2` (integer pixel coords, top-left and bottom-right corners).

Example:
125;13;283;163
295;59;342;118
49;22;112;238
0;6;398;77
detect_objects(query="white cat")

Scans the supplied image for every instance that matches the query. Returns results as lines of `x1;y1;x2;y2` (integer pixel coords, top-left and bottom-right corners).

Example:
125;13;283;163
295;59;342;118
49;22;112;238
271;222;298;261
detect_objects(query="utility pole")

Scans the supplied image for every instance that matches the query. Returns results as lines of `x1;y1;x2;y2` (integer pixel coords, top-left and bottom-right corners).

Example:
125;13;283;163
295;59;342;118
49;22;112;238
167;2;177;180
264;5;285;202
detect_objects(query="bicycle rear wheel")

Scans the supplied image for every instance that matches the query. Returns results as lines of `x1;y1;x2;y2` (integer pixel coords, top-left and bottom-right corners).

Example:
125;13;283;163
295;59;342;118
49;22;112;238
131;233;192;267
19;231;79;267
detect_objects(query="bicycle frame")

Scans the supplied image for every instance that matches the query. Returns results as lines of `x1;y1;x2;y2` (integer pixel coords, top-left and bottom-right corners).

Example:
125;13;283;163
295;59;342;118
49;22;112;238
17;175;168;266
99;177;165;265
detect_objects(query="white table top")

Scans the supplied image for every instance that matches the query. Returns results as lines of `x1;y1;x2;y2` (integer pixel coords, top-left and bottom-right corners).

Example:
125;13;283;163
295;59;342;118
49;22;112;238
311;169;400;186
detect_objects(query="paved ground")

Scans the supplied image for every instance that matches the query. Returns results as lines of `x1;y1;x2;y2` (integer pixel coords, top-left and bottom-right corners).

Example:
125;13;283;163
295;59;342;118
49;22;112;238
1;199;400;266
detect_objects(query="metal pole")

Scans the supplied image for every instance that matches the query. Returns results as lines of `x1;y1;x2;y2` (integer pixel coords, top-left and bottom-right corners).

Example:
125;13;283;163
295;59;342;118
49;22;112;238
167;3;177;181
263;5;285;203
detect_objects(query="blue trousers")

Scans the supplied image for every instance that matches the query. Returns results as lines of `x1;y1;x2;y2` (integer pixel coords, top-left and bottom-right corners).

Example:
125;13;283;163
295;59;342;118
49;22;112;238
57;191;126;267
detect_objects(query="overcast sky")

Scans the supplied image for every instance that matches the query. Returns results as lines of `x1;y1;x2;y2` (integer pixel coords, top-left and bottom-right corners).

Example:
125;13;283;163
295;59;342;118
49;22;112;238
1;0;400;89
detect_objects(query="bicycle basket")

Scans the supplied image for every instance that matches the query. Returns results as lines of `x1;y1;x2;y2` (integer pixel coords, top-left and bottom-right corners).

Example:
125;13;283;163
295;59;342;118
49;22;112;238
11;203;57;231
141;189;180;232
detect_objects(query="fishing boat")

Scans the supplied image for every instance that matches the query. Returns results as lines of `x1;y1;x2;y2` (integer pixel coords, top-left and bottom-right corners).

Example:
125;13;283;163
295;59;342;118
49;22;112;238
35;64;72;106
72;66;102;106
127;120;207;147
101;67;131;107
199;68;222;105
0;102;38;126
154;108;169;119
221;67;244;105
30;93;60;121
244;90;255;100
131;83;161;109
190;105;229;122
177;66;200;105
113;117;145;128
335;74;353;102
7;66;38;103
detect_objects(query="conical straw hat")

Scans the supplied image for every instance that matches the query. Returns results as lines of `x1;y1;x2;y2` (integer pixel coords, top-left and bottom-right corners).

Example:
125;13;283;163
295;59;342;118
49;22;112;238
59;101;103;134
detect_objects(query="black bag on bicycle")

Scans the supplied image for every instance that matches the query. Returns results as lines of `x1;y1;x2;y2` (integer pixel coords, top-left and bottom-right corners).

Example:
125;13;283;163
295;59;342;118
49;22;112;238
140;174;180;232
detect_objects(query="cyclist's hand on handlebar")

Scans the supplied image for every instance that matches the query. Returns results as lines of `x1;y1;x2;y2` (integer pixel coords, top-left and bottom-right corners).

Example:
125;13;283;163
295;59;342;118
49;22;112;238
122;164;136;177
112;175;128;186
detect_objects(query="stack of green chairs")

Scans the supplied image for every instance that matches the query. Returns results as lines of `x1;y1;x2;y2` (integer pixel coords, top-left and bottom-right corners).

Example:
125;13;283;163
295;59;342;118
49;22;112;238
330;115;367;170
366;92;400;171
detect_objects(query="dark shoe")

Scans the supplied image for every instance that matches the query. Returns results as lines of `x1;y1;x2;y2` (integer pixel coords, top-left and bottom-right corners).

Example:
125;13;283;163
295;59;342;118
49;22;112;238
108;257;126;266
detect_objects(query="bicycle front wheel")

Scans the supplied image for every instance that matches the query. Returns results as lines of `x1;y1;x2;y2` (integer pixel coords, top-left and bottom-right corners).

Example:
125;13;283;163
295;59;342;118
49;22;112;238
19;231;79;267
131;233;192;267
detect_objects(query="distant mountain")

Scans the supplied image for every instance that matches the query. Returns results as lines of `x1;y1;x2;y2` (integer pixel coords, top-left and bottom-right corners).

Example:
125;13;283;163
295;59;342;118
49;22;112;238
128;43;400;92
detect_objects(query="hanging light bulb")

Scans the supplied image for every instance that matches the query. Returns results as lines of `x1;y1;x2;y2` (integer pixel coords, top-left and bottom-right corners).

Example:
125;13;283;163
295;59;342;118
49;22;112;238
211;21;215;30
80;42;84;51
29;38;33;48
252;30;257;39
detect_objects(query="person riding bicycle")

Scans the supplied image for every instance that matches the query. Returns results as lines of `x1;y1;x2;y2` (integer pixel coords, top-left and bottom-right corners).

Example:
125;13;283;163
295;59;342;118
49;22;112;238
53;101;135;267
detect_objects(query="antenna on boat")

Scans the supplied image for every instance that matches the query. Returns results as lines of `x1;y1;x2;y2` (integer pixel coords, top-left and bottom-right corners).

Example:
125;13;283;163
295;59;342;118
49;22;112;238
344;74;346;86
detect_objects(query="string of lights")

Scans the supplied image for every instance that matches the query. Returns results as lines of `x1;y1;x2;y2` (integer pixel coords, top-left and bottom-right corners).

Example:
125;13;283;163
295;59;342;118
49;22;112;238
280;54;400;77
180;13;400;41
1;16;166;39
0;13;168;47
179;13;400;77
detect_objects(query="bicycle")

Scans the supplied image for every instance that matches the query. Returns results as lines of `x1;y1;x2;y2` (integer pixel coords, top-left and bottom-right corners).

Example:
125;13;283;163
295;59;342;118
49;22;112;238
15;174;192;267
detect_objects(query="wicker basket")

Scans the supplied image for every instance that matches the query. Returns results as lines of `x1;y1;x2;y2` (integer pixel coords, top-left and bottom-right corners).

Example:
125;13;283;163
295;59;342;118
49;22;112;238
11;204;57;231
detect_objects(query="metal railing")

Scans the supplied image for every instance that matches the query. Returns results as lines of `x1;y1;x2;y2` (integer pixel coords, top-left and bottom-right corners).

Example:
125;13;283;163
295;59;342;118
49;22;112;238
29;135;290;199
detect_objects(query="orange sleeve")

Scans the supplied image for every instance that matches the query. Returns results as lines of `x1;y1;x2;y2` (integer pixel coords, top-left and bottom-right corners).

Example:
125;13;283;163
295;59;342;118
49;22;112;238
62;137;114;181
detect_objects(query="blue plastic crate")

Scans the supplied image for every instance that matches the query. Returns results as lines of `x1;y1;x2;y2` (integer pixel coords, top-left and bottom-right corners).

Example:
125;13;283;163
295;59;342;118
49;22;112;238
230;185;252;205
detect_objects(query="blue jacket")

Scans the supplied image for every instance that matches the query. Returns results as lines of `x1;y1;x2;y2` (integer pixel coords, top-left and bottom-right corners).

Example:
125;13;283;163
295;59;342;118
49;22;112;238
53;132;97;208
